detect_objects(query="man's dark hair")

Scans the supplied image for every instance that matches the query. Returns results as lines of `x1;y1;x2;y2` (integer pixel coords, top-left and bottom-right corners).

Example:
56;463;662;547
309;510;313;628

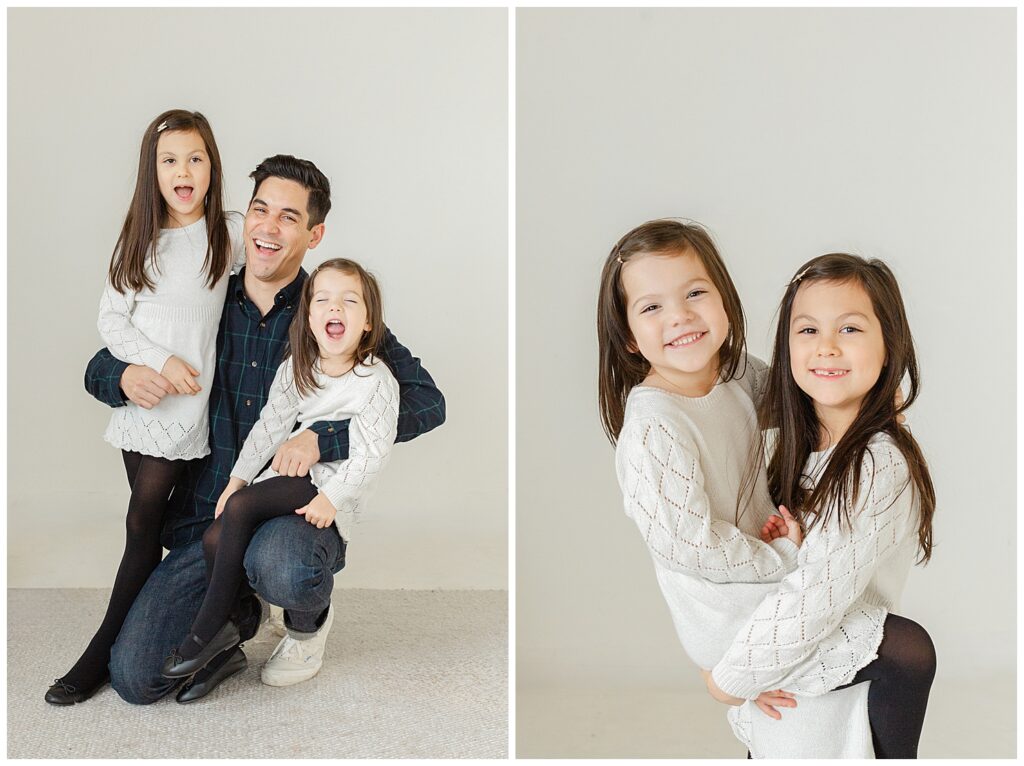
248;154;332;228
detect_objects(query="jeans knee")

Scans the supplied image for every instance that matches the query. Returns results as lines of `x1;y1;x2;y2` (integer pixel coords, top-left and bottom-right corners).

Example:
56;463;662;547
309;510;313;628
247;552;330;607
108;644;167;706
244;520;338;609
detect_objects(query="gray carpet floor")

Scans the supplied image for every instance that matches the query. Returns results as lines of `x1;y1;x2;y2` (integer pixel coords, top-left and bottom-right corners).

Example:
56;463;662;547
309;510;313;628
9;588;507;759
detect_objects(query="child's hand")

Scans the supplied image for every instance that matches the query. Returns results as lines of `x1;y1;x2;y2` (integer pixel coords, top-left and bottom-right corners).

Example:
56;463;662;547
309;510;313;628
215;479;246;519
894;386;907;426
699;669;745;706
760;505;802;547
296;492;337;529
161;355;202;396
755;689;797;720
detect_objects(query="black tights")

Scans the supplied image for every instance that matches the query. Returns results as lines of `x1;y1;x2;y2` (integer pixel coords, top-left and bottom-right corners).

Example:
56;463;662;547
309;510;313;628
60;451;184;688
746;614;935;759
178;476;318;659
842;613;937;759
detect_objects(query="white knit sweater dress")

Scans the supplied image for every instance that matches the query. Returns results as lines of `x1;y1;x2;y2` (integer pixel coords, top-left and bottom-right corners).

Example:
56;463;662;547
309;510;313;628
229;355;399;543
714;433;920;758
99;213;245;459
615;355;915;758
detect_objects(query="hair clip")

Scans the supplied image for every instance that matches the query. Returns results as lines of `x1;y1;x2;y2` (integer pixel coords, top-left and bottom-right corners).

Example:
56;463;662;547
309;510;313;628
616;254;625;265
156;121;168;132
789;267;809;286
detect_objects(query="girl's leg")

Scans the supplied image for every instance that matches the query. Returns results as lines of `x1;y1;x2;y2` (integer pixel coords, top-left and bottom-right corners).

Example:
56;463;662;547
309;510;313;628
178;476;318;660
846;613;937;758
58;452;184;690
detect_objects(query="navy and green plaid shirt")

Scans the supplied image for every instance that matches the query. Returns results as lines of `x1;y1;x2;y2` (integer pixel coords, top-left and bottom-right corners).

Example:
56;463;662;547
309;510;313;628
85;268;446;549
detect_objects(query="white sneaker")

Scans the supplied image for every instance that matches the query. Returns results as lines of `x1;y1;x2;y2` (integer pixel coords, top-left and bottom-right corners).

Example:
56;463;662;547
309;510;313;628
261;604;334;687
265;604;287;638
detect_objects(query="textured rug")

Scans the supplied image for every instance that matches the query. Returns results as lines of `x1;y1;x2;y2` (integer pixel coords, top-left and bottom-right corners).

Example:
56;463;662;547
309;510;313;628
9;588;507;759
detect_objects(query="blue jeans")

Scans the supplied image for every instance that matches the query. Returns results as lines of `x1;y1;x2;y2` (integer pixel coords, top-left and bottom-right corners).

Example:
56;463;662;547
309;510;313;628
108;515;346;704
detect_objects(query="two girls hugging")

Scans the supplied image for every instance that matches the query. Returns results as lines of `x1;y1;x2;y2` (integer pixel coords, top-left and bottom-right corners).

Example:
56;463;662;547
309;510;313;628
48;109;401;703
598;220;937;758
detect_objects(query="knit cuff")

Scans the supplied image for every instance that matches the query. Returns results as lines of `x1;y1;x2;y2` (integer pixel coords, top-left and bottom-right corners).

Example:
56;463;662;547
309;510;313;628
769;537;799;573
142;347;174;377
230;463;261;485
710;663;764;701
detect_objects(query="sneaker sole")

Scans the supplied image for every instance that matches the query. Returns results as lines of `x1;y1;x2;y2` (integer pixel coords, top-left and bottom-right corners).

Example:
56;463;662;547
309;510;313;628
261;663;323;687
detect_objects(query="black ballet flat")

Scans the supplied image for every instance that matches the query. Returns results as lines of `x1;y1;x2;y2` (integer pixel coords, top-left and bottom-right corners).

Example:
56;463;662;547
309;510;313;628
161;621;241;679
176;647;247;704
45;674;109;705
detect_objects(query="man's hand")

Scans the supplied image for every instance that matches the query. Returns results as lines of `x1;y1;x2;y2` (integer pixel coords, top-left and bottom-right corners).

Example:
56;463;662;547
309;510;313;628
700;669;745;706
161;355;202;396
760;505;802;547
295;492;337;529
120;364;176;409
272;430;320;477
215;477;247;519
754;689;797;720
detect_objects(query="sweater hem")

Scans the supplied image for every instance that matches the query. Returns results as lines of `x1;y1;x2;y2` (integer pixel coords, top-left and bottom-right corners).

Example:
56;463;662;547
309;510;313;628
103;433;211;461
711;606;889;700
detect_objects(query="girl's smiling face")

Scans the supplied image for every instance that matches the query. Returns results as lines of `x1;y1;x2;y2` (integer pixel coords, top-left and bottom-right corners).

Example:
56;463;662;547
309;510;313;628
155;129;210;228
622;250;729;396
789;279;887;438
308;268;371;367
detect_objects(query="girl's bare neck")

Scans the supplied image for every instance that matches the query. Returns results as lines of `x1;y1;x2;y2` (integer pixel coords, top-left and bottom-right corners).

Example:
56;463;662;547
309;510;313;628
642;364;718;398
319;353;356;378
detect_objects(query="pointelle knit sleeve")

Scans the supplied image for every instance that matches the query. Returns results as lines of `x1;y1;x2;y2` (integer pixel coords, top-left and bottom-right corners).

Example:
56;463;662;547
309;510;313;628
227;211;247;272
97;280;175;373
318;366;400;513
230;360;302;483
617;414;799;584
710;440;915;699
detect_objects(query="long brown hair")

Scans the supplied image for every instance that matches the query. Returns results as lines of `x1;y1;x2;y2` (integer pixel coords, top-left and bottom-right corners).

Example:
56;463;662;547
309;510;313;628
107;109;231;293
597;219;747;443
759;254;935;562
287;258;387;398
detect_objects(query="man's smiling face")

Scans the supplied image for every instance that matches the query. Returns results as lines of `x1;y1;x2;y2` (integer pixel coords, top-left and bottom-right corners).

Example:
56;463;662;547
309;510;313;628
244;176;324;285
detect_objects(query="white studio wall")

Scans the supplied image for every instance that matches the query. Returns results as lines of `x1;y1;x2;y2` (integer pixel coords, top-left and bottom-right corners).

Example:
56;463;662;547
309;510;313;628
516;6;1014;698
8;8;508;590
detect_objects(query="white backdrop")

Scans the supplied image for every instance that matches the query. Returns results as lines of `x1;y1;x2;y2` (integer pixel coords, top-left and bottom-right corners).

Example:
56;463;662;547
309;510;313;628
8;8;508;590
516;5;1014;704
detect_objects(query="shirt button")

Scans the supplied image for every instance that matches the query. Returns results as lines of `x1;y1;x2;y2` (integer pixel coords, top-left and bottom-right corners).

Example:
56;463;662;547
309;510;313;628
246;399;252;406
251;361;258;367
328;426;335;433
259;322;266;329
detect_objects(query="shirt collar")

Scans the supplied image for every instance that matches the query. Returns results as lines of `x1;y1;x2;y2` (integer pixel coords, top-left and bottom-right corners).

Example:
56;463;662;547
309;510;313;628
230;267;308;309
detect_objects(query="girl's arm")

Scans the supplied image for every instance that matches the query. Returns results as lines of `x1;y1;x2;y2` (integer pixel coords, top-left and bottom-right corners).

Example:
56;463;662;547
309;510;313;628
312;326;445;462
317;369;400;517
617;415;799;584
230;360;302;483
710;441;916;699
97;280;176;373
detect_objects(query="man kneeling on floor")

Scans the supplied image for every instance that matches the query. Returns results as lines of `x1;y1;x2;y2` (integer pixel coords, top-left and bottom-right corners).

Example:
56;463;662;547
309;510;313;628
73;155;445;704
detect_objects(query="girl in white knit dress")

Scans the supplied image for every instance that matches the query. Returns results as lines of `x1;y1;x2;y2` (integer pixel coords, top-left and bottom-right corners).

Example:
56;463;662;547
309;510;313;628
48;110;244;704
708;253;937;758
160;258;399;679
598;221;935;758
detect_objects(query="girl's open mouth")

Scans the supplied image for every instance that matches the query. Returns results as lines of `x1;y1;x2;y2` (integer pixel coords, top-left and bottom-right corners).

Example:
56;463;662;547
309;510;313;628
174;186;193;201
326;319;346;339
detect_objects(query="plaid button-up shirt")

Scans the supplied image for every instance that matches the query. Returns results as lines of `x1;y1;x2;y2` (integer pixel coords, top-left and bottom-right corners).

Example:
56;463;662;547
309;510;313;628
85;268;446;549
